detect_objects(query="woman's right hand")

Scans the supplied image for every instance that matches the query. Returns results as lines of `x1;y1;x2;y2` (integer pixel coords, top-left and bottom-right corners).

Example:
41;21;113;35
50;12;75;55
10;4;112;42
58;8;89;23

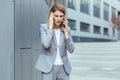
48;12;54;29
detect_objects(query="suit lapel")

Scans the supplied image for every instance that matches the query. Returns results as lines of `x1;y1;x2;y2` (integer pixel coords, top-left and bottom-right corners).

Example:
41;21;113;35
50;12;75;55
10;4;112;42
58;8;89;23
53;31;57;48
59;31;64;48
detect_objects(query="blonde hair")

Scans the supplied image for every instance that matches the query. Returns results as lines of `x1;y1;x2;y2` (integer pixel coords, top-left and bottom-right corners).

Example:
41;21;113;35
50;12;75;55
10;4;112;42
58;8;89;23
48;4;66;20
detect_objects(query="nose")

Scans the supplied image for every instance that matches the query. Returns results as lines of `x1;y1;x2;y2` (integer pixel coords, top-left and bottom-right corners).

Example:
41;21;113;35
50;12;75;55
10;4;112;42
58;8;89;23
57;17;61;20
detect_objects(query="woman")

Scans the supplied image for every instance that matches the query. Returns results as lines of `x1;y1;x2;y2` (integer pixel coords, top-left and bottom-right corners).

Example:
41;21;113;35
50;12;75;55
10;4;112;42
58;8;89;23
35;4;74;80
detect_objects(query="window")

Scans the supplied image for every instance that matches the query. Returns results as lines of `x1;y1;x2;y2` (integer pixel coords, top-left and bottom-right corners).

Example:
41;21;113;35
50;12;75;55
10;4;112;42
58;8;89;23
103;3;109;21
54;0;66;5
93;25;101;34
93;0;101;18
118;11;120;15
112;28;115;37
67;0;76;9
111;7;116;17
68;19;76;30
103;28;109;35
80;0;90;14
80;22;90;32
45;0;66;6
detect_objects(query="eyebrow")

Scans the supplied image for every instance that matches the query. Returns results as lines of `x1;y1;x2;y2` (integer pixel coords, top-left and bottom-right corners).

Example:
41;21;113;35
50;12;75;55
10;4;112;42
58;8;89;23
54;14;64;16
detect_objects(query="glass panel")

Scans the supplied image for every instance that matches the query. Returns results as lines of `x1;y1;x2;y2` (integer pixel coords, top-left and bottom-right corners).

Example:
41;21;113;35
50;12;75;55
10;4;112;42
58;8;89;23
111;7;116;17
80;22;90;32
67;0;76;9
68;19;76;30
104;27;109;35
45;0;66;6
103;3;109;21
112;28;115;37
93;0;101;18
80;0;90;14
93;25;101;34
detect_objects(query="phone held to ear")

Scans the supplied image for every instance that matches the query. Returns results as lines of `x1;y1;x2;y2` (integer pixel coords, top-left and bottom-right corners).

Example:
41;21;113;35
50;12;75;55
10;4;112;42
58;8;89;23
60;23;65;28
59;18;65;28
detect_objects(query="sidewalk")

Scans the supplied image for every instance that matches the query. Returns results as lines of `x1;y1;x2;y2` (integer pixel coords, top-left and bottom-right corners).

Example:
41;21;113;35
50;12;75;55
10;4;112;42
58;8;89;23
69;42;120;80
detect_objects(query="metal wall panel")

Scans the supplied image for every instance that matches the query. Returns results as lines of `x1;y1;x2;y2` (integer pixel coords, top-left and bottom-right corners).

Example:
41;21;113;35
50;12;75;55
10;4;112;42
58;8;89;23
15;0;49;80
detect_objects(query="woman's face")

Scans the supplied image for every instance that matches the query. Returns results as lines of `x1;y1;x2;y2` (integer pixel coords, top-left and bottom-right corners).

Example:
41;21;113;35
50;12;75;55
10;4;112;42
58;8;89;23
53;10;65;27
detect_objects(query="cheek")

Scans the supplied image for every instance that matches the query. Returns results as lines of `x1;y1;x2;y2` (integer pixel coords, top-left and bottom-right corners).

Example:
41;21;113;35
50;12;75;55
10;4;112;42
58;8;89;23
53;18;56;23
53;17;56;22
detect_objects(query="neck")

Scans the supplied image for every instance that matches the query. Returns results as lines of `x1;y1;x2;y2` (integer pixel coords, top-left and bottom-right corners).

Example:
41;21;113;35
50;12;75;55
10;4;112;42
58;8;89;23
54;26;59;29
54;25;59;29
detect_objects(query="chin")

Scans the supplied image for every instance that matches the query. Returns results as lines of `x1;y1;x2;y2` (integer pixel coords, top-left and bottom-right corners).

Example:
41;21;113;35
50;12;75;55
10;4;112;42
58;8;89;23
56;24;60;26
55;23;61;26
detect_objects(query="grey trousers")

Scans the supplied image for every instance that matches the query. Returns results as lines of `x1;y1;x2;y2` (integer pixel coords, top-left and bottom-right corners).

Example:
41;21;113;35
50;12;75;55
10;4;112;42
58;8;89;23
42;65;69;80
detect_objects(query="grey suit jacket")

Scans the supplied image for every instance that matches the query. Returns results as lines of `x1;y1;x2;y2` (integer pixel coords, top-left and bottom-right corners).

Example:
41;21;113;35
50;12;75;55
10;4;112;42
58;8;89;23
35;24;74;74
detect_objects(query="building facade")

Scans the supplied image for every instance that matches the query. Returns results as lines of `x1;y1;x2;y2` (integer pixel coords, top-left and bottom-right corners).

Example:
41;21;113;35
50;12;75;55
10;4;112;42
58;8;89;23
67;0;120;42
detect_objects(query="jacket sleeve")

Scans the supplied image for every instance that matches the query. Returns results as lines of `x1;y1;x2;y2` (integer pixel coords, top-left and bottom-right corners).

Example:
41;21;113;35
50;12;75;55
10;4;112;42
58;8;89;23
40;24;54;49
65;27;75;53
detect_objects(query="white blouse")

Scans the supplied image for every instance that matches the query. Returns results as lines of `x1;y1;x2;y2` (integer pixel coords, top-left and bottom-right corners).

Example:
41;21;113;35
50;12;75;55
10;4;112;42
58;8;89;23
54;29;63;65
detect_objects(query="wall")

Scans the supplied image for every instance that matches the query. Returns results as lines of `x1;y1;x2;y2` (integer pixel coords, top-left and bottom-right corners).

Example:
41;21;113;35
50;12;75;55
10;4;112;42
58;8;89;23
0;0;14;80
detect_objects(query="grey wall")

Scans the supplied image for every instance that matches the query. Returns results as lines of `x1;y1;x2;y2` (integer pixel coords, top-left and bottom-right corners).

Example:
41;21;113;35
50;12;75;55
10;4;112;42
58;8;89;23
14;0;49;80
0;0;14;80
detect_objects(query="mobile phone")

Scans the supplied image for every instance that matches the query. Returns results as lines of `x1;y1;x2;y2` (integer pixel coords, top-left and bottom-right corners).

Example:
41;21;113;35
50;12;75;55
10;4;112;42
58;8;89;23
60;18;65;28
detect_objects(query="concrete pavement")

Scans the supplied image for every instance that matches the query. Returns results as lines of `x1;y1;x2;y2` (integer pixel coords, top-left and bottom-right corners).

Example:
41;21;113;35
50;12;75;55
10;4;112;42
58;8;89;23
69;42;120;80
